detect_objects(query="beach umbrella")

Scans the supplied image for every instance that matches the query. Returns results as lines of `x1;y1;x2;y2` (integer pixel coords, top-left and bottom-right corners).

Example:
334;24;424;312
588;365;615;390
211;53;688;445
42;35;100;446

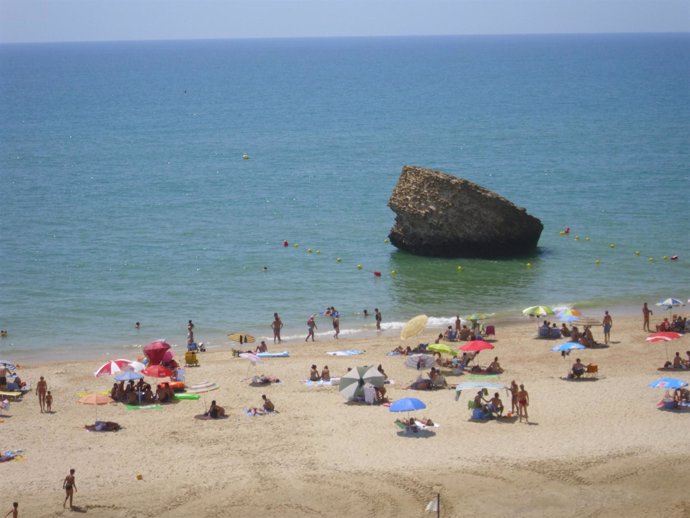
551;342;586;353
186;381;219;394
94;360;129;378
522;306;554;317
404;354;436;370
228;332;256;344
427;344;457;357
648;378;688;390
141;365;173;378
459;340;495;353
463;313;494;322
362;365;386;387
239;352;263;365
454;380;506;401
162;350;174;363
144;340;171;366
127;361;146;372
656;298;685;309
646;332;681;342
78;393;114;420
389;397;426;413
338;366;370;401
114;371;144;382
557;308;582;322
0;360;17;370
400;315;428;340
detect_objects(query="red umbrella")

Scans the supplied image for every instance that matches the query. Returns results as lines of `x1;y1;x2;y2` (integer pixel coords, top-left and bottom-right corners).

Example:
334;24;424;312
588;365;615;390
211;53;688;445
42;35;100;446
143;341;171;366
141;365;173;378
458;340;495;352
647;332;682;341
94;359;131;378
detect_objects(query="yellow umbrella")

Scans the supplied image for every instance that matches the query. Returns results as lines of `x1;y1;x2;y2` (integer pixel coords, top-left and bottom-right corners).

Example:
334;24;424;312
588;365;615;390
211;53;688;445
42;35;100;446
400;314;428;340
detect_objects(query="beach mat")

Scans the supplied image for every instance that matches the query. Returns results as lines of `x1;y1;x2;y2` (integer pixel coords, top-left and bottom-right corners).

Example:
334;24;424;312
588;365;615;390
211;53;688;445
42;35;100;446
257;351;289;358
194;414;229;420
303;380;333;387
126;404;162;410
326;349;365;356
173;393;201;400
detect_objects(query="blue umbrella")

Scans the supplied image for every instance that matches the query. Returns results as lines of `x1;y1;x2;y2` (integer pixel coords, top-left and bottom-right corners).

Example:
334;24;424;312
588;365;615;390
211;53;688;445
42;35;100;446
389;397;426;412
656;298;684;309
648;378;688;390
114;371;144;382
551;342;586;353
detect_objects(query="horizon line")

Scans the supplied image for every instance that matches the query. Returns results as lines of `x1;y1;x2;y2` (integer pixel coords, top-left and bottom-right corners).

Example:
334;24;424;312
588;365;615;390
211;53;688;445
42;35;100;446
1;29;688;46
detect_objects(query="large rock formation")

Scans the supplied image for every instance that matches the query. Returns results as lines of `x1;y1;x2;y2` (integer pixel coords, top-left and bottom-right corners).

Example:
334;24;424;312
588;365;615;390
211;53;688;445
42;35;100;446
388;166;543;258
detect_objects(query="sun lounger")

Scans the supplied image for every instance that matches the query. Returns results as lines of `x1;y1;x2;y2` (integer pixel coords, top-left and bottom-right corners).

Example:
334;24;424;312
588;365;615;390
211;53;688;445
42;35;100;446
0;391;22;401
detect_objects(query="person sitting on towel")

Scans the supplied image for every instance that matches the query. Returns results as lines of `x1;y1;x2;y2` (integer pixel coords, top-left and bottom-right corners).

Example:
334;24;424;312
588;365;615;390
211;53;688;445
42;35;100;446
207;400;225;419
571;358;586;378
488;393;504;417
320;366;330;381
487;357;503;374
262;394;275;412
309;365;321;382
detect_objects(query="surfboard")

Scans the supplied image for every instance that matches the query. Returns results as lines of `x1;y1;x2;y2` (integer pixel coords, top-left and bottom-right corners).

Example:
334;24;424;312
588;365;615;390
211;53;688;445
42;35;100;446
227;332;256;344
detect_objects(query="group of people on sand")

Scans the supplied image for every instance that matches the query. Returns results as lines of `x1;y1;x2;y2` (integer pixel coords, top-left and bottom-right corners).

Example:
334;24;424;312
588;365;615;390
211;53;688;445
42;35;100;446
110;379;174;405
309;364;331;382
407;367;446;390
247;394;275;415
395;416;435;433
664;351;690;370
656;315;689;333
472;381;529;423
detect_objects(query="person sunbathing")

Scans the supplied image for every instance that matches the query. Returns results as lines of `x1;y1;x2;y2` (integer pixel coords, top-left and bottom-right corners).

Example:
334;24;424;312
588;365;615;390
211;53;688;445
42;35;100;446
85;421;120;432
407;376;432;390
309;365;321;382
487;357;503;374
207;400;225;418
571;359;586;378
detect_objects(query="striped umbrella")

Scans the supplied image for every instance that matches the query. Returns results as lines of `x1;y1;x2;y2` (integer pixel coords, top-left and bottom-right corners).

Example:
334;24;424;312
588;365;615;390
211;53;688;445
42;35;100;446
522;306;554;317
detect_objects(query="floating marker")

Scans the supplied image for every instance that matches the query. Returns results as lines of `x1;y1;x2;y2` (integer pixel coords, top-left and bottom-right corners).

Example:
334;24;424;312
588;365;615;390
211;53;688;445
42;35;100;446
574;235;580;240
283;240;289;247
307;248;313;253
609;244;615;248
373;271;382;277
457;265;463;272
293;243;299;248
634;250;641;256
526;263;532;268
316;250;321;255
595;259;601;265
585;237;591;241
663;256;669;261
390;270;397;276
648;257;654;262
559;231;565;236
384;238;390;244
336;257;342;263
357;264;363;270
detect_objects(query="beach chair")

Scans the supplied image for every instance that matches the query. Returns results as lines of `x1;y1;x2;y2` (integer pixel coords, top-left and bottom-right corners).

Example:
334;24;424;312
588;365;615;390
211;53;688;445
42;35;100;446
584;364;598;378
484;325;496;337
184;352;199;367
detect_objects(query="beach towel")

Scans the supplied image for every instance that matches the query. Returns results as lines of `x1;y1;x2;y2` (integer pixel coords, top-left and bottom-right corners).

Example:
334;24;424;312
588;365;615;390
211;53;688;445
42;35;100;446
326;349;365;356
0;449;24;462
256;352;289;358
125;404;162;410
243;407;278;417
303;380;333;387
194;413;229;420
415;420;440;429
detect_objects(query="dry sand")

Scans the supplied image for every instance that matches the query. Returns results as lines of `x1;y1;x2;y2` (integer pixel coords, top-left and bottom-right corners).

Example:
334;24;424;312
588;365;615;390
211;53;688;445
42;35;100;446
1;314;689;517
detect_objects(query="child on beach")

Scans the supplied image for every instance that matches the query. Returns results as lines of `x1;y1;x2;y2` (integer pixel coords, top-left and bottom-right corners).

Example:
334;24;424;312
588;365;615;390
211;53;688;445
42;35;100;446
4;502;18;518
45;391;53;413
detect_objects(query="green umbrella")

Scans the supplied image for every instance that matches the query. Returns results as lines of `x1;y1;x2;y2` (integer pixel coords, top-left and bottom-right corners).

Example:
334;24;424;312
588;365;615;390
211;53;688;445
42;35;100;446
463;313;494;321
522;305;554;317
427;343;457;357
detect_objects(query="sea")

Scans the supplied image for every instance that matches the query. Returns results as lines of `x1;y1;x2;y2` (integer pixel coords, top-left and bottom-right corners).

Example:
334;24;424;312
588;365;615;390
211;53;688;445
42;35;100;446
1;33;689;362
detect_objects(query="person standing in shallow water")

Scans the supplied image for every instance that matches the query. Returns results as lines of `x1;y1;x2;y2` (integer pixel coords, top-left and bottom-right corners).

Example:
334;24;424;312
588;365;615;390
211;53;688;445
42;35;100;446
375;308;382;331
642;303;653;332
272;313;283;344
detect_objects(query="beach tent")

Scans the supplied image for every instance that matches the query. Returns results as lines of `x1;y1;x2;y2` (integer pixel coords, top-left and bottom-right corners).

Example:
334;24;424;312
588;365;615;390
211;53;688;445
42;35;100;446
144;341;171;366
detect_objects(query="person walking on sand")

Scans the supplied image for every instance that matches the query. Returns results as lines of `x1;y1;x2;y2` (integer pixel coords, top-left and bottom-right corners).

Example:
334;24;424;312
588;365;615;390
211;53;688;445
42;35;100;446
375;308;382;331
518;384;530;423
36;376;48;413
63;469;77;509
272;313;283;344
4;502;18;518
305;315;317;342
331;308;340;339
45;391;53;413
642;302;653;332
602;310;613;345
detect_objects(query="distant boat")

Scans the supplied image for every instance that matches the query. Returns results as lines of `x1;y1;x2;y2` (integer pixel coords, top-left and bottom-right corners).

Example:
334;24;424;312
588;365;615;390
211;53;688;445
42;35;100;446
242;153;250;160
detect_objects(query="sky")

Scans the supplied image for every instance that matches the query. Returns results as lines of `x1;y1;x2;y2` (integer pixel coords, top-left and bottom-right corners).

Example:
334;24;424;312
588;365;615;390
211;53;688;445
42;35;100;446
0;0;688;43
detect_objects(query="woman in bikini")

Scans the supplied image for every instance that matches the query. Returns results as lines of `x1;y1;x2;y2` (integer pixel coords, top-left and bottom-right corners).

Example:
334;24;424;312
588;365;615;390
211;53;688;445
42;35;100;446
517;384;529;423
63;469;77;509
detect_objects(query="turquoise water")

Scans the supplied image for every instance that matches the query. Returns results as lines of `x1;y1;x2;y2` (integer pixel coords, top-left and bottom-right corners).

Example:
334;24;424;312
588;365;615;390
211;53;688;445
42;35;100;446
1;34;688;359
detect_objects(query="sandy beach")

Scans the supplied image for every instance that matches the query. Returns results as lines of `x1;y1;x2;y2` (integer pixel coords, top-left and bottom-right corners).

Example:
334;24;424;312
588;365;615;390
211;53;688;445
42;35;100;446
1;313;689;518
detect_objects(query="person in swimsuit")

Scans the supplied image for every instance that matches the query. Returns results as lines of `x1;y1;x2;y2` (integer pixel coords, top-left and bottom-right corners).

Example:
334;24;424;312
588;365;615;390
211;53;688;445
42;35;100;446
63;469;77;509
207;400;225;419
642;303;653;332
509;381;519;415
4;502;18;518
36;376;48;413
602;311;613;345
309;365;321;382
331;309;340;339
272;313;283;343
45;391;53;413
375;308;382;331
305;315;317;342
262;394;274;412
320;365;330;381
518;384;530;423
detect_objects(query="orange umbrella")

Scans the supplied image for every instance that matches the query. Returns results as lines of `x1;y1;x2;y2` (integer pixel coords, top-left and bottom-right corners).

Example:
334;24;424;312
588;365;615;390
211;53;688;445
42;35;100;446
142;365;173;378
78;393;114;420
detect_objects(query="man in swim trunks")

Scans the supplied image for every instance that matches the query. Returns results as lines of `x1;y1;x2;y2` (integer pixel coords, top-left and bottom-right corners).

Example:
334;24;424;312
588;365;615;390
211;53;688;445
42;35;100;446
63;469;77;509
642;303;652;332
272;313;283;344
602;311;613;345
36;376;48;413
375;308;382;331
